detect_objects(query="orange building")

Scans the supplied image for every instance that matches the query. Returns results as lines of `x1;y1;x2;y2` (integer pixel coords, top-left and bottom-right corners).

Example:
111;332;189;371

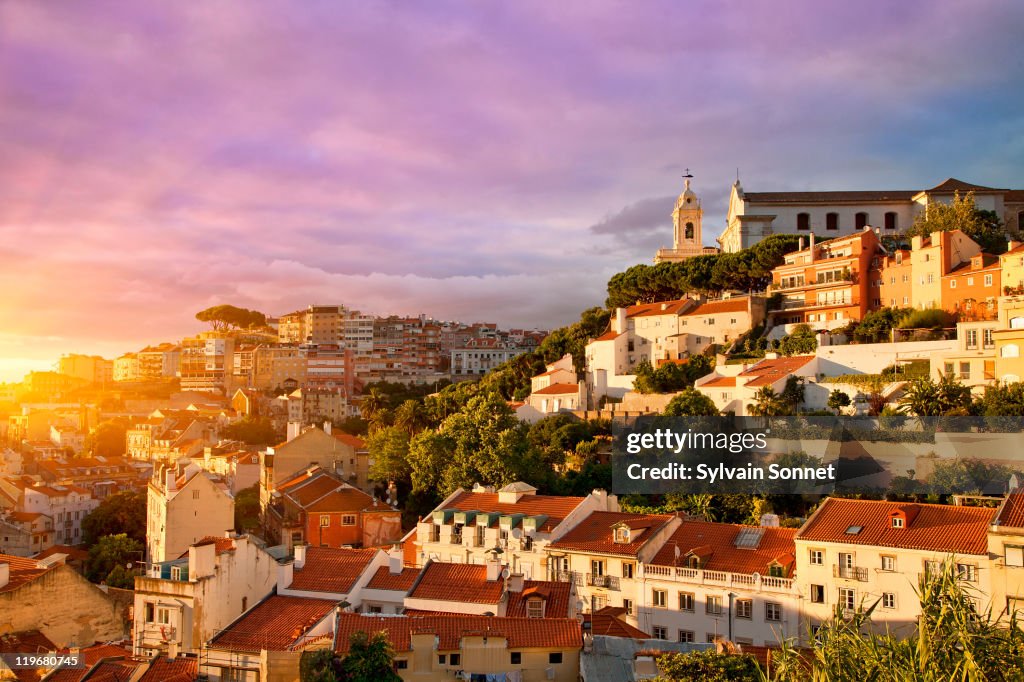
768;227;883;330
877;248;914;309
942;253;1001;320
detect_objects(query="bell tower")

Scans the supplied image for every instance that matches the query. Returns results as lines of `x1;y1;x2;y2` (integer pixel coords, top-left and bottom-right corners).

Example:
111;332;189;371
672;174;702;250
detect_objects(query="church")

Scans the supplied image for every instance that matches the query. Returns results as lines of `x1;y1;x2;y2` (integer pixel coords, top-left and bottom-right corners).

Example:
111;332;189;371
653;176;722;263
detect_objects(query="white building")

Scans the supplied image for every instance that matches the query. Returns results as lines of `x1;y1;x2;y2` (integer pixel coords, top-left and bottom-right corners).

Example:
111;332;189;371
695;354;818;416
147;464;235;563
654;177;720;263
20;483;97;546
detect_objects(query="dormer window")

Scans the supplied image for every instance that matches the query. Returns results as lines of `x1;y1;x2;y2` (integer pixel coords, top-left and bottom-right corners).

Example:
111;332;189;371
768;564;784;578
613;526;630;544
526;598;545;618
891;516;904;528
686;556;700;569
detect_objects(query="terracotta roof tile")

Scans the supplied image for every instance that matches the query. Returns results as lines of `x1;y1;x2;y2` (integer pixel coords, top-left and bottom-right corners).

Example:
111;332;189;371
549;512;674;557
993;491;1024;528
739;355;815;388
408;563;504;604
531;383;579;396
47;644;133;682
745;190;917;204
584;607;650;639
684;298;749;316
178;536;234;559
79;659;142;682
701;376;736;388
209;595;337;652
626;299;692;318
650;520;797;575
433;491;586;532
332;433;367;450
365;565;420;592
796;498;996;555
505;581;573;618
333;614;581;653
138;656;198;682
591;331;623;343
289;547;378;594
0;554;55;594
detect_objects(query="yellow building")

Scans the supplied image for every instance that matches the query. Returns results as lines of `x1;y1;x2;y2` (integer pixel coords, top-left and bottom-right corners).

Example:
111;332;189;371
993;295;1024;383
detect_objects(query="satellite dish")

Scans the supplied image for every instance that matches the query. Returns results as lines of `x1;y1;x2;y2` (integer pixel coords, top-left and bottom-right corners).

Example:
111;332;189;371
752;572;761;581
511;528;522;540
576;613;585;624
500;568;511;579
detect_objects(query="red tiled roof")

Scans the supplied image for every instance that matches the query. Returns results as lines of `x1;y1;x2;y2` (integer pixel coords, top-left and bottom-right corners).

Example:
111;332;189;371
531;383;579;396
591;331;622;343
280;471;375;511
549;512;674;557
584;607;650;639
0;554;55;594
996;491;1024;528
650;520;797;575
684;298;748;316
289;547;378;594
47;644;133;682
209;595;337;652
739;355;815;388
408;563;504;604
796;498;996;555
505;581;573;618
82;659;143;682
306;488;387;514
34;545;89;562
701;376;736;388
745;190;917;204
925;178;1006;194
333;614;581;653
0;630;57;680
8;512;44;522
434;491;586;531
178;536;235;558
626;299;692;318
1006;189;1024;202
365;565;420;592
333;433;367;450
138;656;199;682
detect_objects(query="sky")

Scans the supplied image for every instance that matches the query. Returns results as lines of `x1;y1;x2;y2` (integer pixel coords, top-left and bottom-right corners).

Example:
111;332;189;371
1;0;1023;381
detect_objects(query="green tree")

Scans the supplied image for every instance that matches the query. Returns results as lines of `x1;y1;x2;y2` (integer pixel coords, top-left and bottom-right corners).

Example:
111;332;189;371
367;426;412;484
652;649;761;682
899;375;972;416
849;307;912;343
663;388;719;416
777;324;817;356
748;387;787;417
904;190;1008;254
780;375;805;413
300;648;339;682
339;631;401;682
827;389;851;414
195;304;267;331
359;388;387;422
234;484;260;533
84;420;127;457
220;417;280;445
85;533;143;585
82;490;146;545
393;399;430;435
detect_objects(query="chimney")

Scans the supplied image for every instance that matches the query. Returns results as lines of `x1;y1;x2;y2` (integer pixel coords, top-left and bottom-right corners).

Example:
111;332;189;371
798;237;804;251
294;543;307;569
388;552;403;575
286;421;301;442
614;308;626;334
507;572;524;593
1009;239;1021;252
911;234;924;251
0;562;8;589
165;469;176;493
188;541;217;580
808;232;816;262
485;558;501;582
322;420;332;435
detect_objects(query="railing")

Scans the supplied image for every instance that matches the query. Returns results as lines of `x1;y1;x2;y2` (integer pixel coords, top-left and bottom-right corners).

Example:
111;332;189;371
642;565;794;591
834;565;869;582
552;570;578;584
586;574;620;591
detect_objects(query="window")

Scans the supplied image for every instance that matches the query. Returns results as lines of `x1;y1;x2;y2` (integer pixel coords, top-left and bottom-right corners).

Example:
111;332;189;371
145;603;155;622
811;584;825;603
678;592;694;611
510;652;521;665
706;596;723;615
193;491;200;500
966;328;978;349
621;562;634;579
613;526;630;543
839;552;854;568
826;212;839;230
623;598;634;616
707;633;721;643
839;588;856;611
678;630;695;643
548;652;562;664
884;212;898;230
438;655;446;665
985;274;994;287
984;329;995;349
319;515;330;527
526;599;544;619
765;602;783;621
652;589;667;607
157;607;171;625
927;273;935;284
956;563;977;582
591;559;605;577
810;549;823;565
736;599;752;619
449;654;461;666
891;516;904;528
881;556;896;572
652;626;667;640
395;659;408;670
1006;545;1024;567
170;566;182;580
855;212;869;229
882;593;896;609
950;279;957;289
341;515;356;526
368;605;382;614
769;564;785;578
797;213;810;231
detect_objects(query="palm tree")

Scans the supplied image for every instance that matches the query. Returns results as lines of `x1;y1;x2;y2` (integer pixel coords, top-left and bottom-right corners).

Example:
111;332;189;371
393;399;429;434
748;386;786;417
359;388;387;421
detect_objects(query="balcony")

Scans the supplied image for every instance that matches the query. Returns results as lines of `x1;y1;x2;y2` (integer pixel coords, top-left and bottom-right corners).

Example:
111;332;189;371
641;565;794;592
586;574;620;591
833;565;869;582
551;570;579;584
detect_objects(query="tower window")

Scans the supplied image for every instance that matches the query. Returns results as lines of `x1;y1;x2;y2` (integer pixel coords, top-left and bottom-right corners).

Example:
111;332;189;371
684;222;694;240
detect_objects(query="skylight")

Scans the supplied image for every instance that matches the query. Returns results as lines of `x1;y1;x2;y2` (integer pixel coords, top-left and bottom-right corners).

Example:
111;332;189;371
845;525;863;535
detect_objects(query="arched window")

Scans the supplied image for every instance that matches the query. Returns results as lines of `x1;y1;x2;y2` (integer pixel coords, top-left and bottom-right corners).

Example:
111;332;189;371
797;213;810;231
1002;344;1020;358
826;212;839;230
684;222;694;240
884;212;898;230
855;212;869;229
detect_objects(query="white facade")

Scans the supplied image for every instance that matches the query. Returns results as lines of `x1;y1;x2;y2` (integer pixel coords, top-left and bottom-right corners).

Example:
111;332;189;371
21;485;97;546
147;465;235;563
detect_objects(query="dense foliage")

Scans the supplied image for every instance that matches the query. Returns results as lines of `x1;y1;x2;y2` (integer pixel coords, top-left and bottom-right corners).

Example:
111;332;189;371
85;533;142;587
606;234;803;308
633;355;714;394
652;649;761;682
220;416;281;445
195;304;268;330
83;419;128;457
663;388;719;416
82;489;146;545
234;484;261;533
904;190;1008;255
775;324;817;356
